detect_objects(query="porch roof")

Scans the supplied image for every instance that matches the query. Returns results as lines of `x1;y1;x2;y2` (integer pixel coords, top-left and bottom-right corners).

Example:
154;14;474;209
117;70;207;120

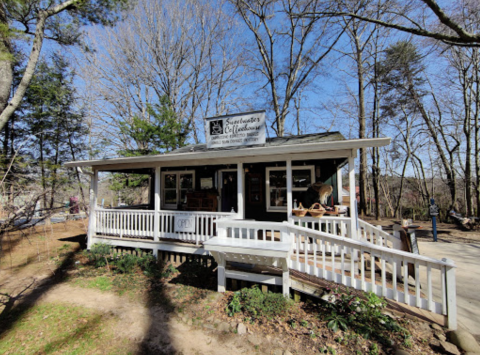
64;132;390;169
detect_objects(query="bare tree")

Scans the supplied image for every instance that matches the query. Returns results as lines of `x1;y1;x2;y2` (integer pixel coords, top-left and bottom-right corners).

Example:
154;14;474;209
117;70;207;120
296;0;480;46
79;0;246;149
232;0;344;136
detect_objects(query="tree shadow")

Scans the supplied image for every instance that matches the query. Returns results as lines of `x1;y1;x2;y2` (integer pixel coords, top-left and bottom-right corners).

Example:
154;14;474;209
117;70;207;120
137;255;217;354
0;247;79;337
58;234;88;249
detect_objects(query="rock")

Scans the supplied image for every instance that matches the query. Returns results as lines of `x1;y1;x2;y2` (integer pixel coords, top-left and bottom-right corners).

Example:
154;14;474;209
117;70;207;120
230;321;237;329
448;330;480;353
320;293;336;303
217;322;230;332
237;323;247;335
283;351;293;355
206;316;214;323
464;353;480;355
273;350;283;355
394;350;411;355
431;323;443;331
248;334;262;346
413;321;433;339
435;333;447;342
203;324;215;330
187;318;193;326
440;341;461;355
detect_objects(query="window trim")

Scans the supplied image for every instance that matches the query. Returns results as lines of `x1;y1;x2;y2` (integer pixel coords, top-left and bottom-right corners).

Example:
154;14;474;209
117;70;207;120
265;165;315;212
161;170;195;209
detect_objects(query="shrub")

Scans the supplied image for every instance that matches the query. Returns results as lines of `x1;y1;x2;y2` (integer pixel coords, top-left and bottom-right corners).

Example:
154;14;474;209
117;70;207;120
86;245;161;276
86;243;112;268
226;286;292;319
321;288;409;344
114;253;138;274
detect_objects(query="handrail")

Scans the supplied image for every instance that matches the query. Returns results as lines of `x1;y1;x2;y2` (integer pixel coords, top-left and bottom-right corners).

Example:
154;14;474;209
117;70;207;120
285;222;454;267
357;218;401;248
215;219;457;329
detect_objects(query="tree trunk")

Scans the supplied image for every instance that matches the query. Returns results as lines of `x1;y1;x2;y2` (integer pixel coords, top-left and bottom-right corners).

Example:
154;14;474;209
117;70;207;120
371;68;380;220
355;36;367;216
0;2;13;114
475;56;480;217
39;133;47;210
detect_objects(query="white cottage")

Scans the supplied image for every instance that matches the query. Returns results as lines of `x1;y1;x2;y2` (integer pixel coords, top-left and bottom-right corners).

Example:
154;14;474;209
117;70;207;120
65;111;456;329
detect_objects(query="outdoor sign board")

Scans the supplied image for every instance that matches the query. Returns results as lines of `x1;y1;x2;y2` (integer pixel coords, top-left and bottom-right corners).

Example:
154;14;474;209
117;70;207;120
206;111;266;149
174;214;196;233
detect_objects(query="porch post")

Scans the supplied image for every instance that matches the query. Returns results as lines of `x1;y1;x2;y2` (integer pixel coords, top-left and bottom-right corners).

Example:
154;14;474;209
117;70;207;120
237;162;244;219
337;166;342;205
153;166;161;247
87;168;98;250
286;158;293;222
348;155;358;240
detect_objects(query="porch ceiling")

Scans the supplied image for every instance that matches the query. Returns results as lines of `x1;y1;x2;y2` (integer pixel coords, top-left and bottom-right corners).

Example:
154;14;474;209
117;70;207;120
65;136;390;170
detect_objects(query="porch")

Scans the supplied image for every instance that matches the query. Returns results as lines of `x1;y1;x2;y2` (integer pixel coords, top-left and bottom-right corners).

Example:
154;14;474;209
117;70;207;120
65;129;456;329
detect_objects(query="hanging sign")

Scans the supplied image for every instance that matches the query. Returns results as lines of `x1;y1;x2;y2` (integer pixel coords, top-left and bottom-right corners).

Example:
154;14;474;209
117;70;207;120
206;111;266;149
175;214;196;233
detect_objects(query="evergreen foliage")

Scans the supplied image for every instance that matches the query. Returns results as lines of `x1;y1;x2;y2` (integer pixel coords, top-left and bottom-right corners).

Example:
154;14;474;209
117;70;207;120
377;41;426;121
118;96;189;157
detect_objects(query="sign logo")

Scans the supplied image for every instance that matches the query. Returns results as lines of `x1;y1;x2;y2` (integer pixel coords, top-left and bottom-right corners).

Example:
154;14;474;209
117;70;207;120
210;120;224;135
206;111;266;149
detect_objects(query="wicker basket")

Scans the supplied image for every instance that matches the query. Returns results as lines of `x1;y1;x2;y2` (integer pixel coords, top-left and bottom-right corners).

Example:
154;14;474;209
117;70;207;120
308;203;326;218
292;203;307;217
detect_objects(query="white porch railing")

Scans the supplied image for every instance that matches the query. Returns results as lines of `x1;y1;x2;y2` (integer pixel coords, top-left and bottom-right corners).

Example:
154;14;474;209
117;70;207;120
96;209;155;238
158;210;233;244
95;209;233;245
292;215;402;250
291;216;353;239
215;219;457;329
358;218;402;249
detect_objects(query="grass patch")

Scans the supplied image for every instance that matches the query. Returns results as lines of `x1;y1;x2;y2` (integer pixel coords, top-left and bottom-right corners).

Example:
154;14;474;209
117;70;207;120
0;303;123;355
86;276;113;291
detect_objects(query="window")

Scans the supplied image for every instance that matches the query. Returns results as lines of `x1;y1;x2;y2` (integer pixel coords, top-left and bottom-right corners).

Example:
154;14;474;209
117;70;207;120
161;171;195;209
266;166;314;212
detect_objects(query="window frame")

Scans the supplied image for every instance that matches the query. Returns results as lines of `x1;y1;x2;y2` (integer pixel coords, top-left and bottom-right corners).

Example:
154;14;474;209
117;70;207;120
161;170;195;209
265;165;315;212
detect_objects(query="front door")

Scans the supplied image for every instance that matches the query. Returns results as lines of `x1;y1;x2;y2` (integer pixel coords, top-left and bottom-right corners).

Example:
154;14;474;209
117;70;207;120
220;171;237;212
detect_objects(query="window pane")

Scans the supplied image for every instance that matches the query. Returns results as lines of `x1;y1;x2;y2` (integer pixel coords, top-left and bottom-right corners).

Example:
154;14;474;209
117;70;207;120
269;170;286;188
164;174;176;189
164;190;177;204
270;187;286;207
180;173;193;189
293;169;312;188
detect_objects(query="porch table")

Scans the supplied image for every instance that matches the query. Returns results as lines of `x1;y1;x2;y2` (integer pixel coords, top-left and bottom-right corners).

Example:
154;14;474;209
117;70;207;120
203;237;291;258
204;236;291;295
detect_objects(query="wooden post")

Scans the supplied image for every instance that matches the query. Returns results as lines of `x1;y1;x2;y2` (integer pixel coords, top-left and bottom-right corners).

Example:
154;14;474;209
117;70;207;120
281;259;290;297
286;158;293;223
336;166;342;205
443;258;457;330
294;290;301;303
348;155;357;240
237;162;244;219
87;169;98;250
154;166;161;243
215;252;226;293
